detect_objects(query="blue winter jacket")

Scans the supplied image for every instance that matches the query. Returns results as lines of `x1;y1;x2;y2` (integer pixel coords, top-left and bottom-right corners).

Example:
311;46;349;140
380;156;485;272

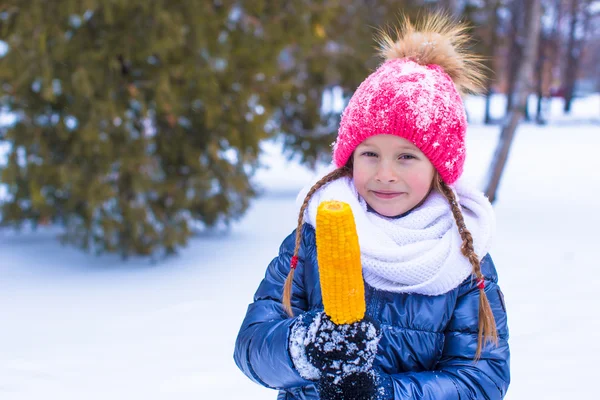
234;224;510;399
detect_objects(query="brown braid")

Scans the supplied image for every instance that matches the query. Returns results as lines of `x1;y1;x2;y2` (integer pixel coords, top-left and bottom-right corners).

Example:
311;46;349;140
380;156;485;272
282;166;352;316
435;177;499;360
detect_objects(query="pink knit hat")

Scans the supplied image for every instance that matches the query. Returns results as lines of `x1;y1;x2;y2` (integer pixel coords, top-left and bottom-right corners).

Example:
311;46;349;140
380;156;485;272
332;16;485;185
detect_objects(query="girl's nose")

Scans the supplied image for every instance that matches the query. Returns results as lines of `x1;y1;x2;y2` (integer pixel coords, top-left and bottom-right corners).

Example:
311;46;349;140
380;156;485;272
375;161;397;183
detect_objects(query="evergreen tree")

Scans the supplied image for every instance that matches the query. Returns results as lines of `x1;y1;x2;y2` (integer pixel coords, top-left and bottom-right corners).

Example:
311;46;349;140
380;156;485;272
0;0;336;256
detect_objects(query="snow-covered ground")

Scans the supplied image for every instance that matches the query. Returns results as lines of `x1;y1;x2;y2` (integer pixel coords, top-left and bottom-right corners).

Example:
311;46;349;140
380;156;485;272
1;95;599;399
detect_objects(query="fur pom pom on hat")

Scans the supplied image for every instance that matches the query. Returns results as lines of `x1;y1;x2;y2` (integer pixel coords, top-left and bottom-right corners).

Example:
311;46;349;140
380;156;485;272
332;13;486;184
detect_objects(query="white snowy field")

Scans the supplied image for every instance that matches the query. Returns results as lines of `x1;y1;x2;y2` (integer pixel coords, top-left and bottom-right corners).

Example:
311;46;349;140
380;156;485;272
1;95;599;399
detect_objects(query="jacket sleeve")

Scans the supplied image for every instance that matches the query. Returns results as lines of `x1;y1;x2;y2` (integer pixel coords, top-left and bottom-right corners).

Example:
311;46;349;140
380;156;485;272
233;226;314;390
386;255;510;399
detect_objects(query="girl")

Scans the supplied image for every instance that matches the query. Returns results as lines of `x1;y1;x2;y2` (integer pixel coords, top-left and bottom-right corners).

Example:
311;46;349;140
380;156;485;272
234;14;510;400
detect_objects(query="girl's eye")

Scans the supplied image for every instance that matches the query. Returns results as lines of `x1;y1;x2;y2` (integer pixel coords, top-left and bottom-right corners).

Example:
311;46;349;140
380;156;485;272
361;151;378;157
399;154;416;160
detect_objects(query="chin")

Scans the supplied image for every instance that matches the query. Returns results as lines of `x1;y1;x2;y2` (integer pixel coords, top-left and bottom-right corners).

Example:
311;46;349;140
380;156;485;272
374;206;407;217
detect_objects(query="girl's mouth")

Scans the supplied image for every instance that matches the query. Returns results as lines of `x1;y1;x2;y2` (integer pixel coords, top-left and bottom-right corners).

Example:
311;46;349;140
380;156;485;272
372;191;404;199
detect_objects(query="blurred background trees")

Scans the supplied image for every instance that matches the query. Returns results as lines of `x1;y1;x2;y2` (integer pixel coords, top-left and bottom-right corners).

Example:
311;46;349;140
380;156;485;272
1;0;598;256
485;0;542;203
0;0;338;256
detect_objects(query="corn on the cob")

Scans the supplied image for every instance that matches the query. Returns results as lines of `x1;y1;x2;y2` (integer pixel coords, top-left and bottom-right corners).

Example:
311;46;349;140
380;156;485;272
316;200;365;325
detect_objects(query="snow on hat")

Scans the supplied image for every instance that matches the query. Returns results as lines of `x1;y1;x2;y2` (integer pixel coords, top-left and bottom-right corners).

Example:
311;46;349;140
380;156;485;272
332;14;486;184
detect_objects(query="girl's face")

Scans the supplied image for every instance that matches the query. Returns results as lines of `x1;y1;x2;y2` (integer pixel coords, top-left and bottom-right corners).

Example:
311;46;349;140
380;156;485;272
352;135;435;217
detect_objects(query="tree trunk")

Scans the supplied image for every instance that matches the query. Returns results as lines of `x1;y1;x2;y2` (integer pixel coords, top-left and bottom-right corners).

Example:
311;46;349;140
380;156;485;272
484;0;500;125
485;0;542;203
564;0;594;113
484;92;494;124
535;82;544;123
535;22;546;124
505;1;525;115
563;0;580;113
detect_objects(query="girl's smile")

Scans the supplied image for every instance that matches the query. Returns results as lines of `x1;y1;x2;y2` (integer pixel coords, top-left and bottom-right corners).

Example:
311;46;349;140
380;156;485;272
371;190;406;199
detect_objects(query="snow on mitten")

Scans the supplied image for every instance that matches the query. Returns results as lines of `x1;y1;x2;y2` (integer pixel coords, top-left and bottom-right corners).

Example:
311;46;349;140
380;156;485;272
288;311;380;392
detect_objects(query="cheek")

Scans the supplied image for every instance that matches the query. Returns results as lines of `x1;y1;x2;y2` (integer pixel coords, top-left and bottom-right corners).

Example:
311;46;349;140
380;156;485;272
408;168;435;193
352;169;366;188
352;162;370;190
413;180;432;195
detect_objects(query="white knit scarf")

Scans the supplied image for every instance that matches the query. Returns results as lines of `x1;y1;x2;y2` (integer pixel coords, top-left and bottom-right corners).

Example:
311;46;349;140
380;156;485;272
296;170;495;296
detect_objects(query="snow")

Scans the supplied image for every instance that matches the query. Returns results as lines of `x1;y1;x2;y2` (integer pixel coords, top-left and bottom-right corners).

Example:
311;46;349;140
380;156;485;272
289;314;322;381
1;94;599;399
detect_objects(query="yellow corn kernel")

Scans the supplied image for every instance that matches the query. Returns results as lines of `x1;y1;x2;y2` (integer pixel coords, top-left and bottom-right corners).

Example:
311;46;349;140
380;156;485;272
316;200;365;325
